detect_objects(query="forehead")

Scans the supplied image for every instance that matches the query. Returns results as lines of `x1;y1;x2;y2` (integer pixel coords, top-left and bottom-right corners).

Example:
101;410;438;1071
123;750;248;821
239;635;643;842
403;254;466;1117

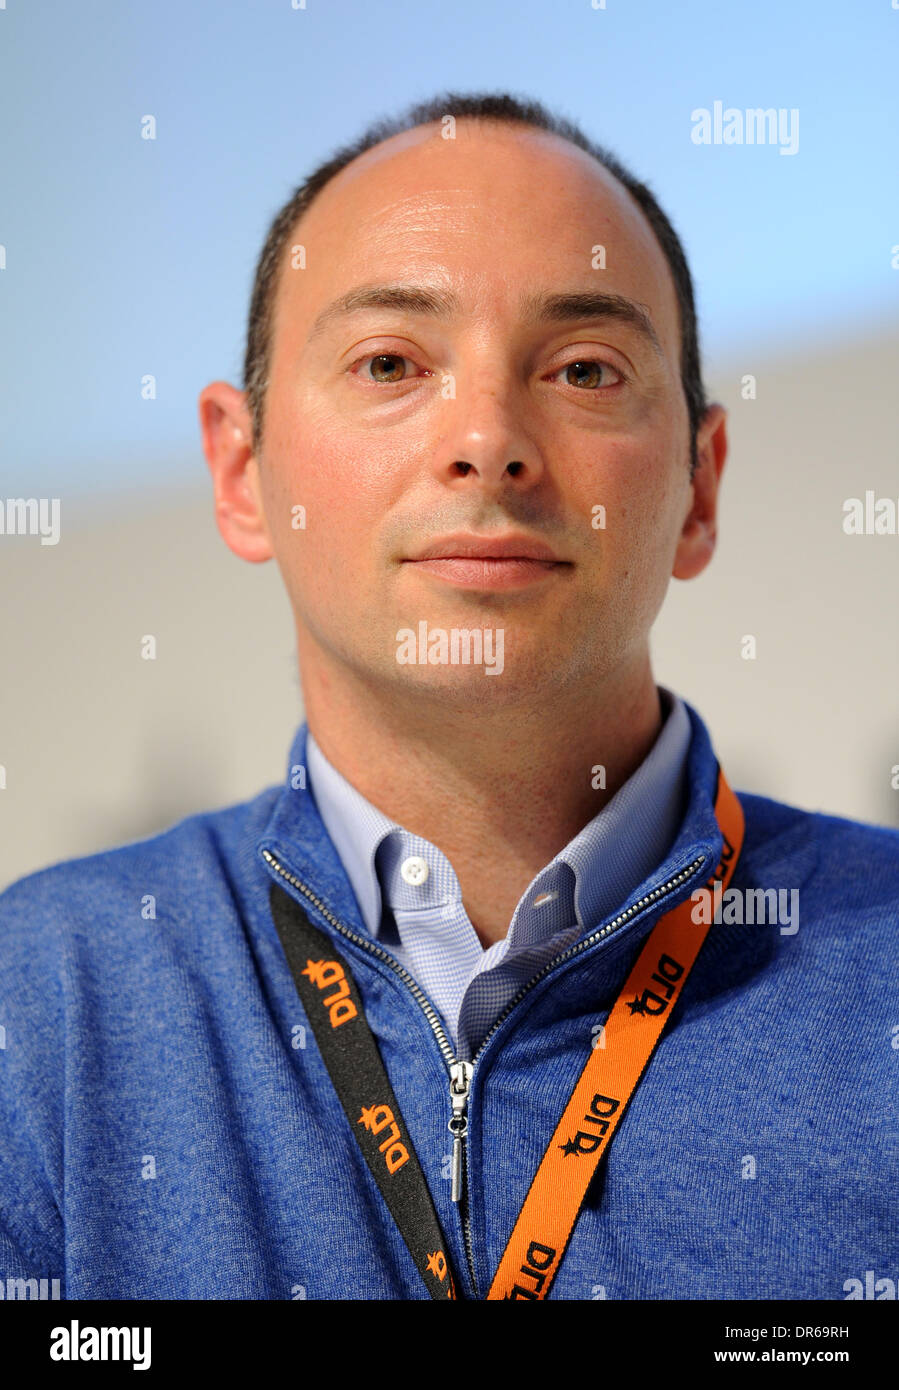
272;119;680;355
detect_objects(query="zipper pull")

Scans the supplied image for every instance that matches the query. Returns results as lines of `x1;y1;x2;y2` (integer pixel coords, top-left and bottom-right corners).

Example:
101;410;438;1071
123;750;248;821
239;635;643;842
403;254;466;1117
448;1060;473;1204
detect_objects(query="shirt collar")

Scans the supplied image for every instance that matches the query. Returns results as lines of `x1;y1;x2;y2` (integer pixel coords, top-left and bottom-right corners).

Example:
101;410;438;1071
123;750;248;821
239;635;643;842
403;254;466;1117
304;732;399;938
305;686;692;946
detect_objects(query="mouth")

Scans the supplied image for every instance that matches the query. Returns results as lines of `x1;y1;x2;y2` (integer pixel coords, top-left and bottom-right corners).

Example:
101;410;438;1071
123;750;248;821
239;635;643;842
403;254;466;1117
401;532;572;590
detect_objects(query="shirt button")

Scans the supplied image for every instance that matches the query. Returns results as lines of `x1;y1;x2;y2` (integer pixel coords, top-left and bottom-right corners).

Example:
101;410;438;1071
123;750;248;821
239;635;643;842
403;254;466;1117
400;855;430;886
533;891;559;909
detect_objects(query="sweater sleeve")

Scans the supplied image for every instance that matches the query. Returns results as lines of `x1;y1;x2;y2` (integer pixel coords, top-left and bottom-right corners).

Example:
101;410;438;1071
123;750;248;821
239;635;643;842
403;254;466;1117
0;871;67;1295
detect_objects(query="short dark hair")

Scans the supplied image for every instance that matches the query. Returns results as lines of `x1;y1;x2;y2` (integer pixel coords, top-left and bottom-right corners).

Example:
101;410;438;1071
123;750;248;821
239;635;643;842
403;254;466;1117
243;90;708;476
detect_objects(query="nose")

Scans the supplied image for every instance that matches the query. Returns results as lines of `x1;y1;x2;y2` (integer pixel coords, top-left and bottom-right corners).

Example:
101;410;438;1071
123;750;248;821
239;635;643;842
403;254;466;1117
431;372;546;494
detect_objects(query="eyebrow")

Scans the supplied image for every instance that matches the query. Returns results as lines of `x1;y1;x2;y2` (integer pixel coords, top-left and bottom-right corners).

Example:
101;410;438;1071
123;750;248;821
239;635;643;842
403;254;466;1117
307;282;664;356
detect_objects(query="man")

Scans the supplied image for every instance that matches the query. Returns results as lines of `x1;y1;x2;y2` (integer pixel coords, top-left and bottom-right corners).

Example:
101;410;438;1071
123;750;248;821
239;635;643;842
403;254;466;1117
0;91;896;1302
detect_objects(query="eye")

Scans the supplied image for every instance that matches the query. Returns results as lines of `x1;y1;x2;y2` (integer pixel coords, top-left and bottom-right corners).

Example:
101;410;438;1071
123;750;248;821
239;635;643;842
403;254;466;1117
354;353;422;383
552;359;625;390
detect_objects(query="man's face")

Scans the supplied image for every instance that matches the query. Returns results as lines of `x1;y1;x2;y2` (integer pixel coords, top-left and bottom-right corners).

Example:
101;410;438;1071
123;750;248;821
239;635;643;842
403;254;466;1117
216;121;719;708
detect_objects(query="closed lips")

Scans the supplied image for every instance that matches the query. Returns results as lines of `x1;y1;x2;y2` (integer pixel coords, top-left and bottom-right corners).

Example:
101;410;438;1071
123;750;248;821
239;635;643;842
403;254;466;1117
405;534;567;562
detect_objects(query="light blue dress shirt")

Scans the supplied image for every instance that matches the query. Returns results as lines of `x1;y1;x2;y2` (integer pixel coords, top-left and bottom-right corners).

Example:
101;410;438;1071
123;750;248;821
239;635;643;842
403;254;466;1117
305;685;692;1060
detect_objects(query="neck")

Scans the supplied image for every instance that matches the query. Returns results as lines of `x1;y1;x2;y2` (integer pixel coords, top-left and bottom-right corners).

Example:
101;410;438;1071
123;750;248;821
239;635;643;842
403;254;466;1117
300;643;663;948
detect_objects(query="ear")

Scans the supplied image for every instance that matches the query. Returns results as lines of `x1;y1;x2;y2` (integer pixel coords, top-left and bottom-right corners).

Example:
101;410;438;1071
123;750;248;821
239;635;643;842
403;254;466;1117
672;403;728;581
198;381;273;564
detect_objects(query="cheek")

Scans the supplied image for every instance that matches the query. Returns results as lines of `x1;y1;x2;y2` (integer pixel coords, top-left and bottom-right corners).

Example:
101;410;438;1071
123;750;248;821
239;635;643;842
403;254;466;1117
266;402;370;525
584;435;686;583
581;433;670;525
262;412;405;600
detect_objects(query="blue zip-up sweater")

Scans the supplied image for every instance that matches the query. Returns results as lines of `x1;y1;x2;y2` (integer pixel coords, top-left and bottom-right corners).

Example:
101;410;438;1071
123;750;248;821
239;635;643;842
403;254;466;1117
0;702;896;1300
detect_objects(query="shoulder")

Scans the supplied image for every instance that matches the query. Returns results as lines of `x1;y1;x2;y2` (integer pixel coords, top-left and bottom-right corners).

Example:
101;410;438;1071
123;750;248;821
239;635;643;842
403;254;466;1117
737;787;899;882
734;787;899;950
0;781;281;953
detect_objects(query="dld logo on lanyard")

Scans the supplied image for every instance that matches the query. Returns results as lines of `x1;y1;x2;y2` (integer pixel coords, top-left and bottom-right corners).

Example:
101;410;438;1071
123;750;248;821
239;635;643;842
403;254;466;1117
270;763;745;1301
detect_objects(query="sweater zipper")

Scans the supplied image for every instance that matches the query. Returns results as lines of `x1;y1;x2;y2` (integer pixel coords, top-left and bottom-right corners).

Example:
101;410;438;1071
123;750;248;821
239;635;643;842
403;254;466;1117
261;845;709;1299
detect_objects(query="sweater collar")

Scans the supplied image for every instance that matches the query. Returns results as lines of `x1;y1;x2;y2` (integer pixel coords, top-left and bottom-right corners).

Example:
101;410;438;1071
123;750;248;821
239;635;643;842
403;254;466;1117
301;688;692;946
257;694;724;948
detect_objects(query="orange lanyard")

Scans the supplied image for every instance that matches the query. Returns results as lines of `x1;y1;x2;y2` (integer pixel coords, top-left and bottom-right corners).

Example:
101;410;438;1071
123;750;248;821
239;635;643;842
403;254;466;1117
487;764;744;1298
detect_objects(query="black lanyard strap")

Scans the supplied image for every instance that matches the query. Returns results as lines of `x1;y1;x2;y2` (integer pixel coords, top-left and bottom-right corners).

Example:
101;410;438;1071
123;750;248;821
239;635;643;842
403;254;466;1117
270;885;459;1300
